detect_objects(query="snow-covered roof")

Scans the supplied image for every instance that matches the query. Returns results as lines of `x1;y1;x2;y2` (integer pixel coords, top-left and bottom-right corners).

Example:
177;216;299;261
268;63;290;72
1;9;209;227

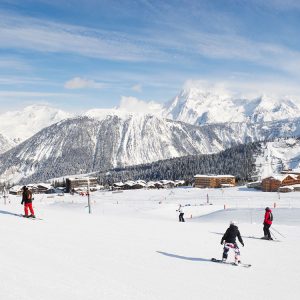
9;185;23;192
134;182;146;187
36;183;53;189
124;181;136;186
136;180;146;184
175;180;185;184
268;174;298;182
194;174;235;178
160;180;175;184
279;186;294;191
113;182;124;187
68;177;97;182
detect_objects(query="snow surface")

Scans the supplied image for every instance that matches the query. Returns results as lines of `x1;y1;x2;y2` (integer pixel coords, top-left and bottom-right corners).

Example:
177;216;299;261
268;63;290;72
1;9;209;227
1;187;299;300
255;138;300;179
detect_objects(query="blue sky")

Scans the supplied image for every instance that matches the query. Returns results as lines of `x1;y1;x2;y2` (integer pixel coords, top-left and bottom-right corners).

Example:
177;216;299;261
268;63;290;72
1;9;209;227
1;0;300;112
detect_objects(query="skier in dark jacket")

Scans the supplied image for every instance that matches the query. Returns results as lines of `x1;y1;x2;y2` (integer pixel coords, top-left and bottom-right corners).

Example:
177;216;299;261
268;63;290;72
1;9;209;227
263;207;273;240
21;186;35;218
221;221;244;264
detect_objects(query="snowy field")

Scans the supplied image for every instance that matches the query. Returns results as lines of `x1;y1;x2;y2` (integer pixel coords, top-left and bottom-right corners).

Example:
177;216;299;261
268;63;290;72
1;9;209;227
1;186;300;300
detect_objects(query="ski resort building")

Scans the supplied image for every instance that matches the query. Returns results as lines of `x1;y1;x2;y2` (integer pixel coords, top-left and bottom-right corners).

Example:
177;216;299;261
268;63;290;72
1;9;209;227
261;174;300;192
194;175;236;188
66;177;98;193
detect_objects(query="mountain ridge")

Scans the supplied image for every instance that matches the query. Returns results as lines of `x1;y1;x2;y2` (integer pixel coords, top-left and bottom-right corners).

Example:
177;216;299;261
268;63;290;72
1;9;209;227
1;114;300;184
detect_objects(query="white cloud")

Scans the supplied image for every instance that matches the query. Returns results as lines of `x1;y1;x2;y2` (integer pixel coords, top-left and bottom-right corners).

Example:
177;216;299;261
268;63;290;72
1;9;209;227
0;13;166;62
183;77;300;104
64;77;105;89
118;96;163;115
183;80;232;99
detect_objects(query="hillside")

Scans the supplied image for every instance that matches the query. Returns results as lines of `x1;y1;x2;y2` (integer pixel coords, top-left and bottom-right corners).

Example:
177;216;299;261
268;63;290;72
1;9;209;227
2;114;300;184
97;142;262;184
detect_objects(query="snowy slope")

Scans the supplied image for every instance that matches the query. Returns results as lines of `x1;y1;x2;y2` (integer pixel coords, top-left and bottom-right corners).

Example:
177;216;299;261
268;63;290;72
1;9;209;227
163;87;300;125
0;133;16;154
0;104;72;143
254;138;300;179
0;187;299;300
0;115;229;184
1;115;300;184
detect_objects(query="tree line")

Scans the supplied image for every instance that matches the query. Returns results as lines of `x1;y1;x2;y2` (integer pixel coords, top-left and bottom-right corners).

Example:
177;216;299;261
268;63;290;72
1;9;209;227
97;142;263;185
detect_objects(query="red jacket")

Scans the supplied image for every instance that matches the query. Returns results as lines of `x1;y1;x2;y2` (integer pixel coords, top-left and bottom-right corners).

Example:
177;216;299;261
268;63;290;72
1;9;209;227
264;209;273;225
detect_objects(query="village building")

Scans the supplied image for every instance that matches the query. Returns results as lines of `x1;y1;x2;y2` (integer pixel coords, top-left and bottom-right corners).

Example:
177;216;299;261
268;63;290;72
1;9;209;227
9;183;54;195
112;179;185;190
66;177;98;193
9;185;23;195
281;168;300;175
278;186;294;193
261;174;300;192
194;175;236;188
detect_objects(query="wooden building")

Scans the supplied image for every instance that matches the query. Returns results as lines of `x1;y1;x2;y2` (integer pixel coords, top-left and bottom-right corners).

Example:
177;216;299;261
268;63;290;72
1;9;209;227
66;177;98;193
261;174;300;192
194;175;236;188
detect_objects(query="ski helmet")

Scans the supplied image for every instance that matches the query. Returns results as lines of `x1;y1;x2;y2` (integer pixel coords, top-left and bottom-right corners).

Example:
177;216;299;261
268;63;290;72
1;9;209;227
230;220;237;226
265;207;270;211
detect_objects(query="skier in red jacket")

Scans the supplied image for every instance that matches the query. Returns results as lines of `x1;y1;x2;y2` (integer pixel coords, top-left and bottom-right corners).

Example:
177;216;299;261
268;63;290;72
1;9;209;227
21;186;36;218
263;207;273;240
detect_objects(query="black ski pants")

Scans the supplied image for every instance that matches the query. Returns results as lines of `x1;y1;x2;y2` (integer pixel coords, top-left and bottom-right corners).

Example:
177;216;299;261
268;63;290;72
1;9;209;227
263;223;272;239
179;213;185;222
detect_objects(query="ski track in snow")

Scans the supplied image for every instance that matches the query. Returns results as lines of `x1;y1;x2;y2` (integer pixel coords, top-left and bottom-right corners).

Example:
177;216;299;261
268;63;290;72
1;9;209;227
0;186;299;300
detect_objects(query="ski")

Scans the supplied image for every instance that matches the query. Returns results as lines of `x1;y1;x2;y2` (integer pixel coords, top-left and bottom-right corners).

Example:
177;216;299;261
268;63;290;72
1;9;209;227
19;214;43;220
211;258;251;268
247;236;280;242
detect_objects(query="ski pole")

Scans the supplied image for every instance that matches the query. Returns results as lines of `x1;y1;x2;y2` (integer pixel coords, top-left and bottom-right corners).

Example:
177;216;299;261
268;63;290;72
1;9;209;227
271;226;286;238
270;229;277;240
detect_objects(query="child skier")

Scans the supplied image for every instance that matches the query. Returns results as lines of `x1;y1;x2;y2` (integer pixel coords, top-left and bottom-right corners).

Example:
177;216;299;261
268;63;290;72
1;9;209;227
262;207;273;240
220;221;244;265
176;204;185;222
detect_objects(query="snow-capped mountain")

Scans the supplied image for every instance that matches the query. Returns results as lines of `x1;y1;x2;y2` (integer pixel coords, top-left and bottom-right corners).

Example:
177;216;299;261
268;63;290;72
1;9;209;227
1;87;299;153
163;87;300;125
254;138;300;179
0;133;16;154
1;114;300;184
0;104;72;144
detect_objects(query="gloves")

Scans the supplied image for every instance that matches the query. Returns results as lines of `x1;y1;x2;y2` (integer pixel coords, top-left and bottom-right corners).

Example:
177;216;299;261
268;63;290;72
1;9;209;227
241;243;245;247
220;240;224;245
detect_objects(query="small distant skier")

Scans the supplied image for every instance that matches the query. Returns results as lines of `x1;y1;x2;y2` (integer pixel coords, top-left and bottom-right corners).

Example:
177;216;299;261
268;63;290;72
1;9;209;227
176;204;185;222
220;221;244;265
263;207;273;240
21;186;36;218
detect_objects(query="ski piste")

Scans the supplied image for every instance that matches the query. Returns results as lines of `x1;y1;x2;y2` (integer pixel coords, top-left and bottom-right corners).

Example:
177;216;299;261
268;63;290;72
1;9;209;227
211;258;252;268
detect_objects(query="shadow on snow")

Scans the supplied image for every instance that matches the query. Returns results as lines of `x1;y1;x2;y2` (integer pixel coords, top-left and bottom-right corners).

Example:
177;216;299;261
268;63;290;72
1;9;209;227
157;251;211;262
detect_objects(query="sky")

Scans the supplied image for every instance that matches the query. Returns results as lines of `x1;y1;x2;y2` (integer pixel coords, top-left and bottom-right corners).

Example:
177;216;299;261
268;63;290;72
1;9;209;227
1;0;300;112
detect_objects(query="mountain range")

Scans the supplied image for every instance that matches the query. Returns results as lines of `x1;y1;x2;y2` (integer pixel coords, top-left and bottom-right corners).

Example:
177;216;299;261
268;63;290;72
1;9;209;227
163;88;300;125
1;87;300;184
